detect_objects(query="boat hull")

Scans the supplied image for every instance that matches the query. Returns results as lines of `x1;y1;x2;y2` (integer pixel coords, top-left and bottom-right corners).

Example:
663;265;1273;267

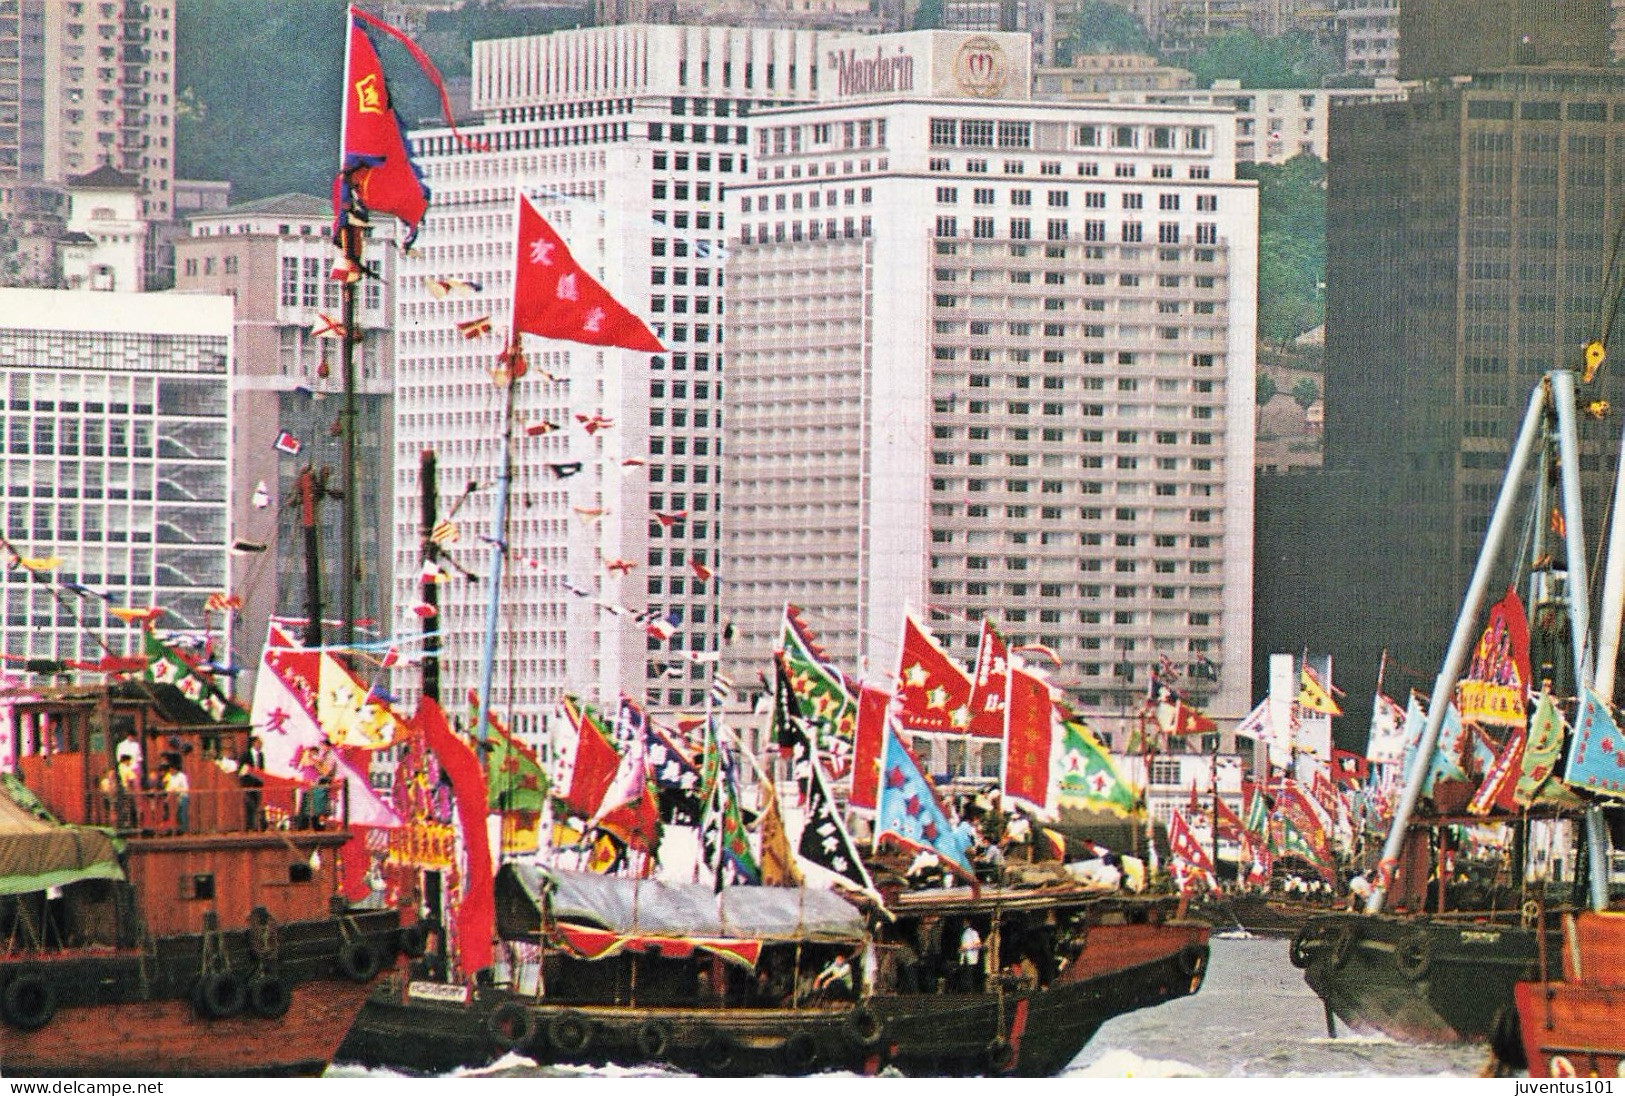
1510;912;1625;1077
339;919;1208;1077
1294;912;1557;1043
1;909;401;1077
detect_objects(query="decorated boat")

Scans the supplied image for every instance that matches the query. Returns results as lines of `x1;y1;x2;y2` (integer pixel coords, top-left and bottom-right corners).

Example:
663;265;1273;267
1295;369;1605;1046
341;864;1207;1077
0;678;403;1076
1507;907;1625;1076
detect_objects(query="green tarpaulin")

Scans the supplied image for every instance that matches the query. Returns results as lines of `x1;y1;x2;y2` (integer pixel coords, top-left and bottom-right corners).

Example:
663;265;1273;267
0;774;123;895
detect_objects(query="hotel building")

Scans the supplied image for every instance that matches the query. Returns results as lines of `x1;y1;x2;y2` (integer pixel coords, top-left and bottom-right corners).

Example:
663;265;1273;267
720;30;1257;743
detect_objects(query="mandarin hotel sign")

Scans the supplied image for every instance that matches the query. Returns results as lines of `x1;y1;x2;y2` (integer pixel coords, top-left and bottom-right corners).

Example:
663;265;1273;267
827;42;915;98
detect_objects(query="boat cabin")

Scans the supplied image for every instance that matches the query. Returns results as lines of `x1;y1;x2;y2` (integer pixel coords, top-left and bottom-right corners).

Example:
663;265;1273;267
5;681;350;937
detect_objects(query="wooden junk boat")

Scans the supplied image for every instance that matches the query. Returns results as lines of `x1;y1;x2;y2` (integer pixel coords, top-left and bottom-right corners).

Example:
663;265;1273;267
340;862;1209;1077
0;680;403;1076
1508;904;1625;1076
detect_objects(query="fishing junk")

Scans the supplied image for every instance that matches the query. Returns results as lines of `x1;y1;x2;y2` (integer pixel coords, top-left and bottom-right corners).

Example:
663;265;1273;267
0;680;403;1076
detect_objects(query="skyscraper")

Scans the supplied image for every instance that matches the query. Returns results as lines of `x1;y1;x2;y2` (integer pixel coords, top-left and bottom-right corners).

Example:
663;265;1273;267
721;30;1257;739
398;25;819;731
0;287;233;666
1305;63;1625;709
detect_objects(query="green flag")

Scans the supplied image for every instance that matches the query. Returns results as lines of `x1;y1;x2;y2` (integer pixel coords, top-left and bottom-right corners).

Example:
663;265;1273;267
1515;691;1582;808
1054;709;1141;817
143;631;248;723
486;717;549;812
780;606;857;761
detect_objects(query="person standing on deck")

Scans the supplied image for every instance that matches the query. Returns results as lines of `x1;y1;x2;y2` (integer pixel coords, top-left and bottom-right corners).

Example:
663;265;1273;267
958;923;984;992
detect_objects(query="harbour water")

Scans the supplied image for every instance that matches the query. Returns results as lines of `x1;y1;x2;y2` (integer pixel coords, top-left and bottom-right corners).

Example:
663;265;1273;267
333;936;1495;1080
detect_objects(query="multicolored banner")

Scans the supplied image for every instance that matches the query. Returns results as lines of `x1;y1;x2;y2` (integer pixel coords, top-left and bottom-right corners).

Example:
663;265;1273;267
1456;586;1531;729
1052;707;1140;817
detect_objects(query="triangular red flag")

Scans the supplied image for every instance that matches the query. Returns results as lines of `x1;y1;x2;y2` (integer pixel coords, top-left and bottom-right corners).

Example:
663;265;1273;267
894;614;974;734
512;194;665;352
689;558;713;583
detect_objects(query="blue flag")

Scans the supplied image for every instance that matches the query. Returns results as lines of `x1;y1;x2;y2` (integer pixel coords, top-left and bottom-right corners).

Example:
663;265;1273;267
1420;701;1470;795
1565;688;1625;795
875;726;975;881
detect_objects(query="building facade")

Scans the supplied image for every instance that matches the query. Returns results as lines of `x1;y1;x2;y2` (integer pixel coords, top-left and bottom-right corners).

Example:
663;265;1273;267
399;25;821;731
173;194;396;690
0;287;234;665
721;30;1257;740
1306;65;1625;714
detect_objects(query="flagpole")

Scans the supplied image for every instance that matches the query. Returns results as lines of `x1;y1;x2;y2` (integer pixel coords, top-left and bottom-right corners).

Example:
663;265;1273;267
338;8;362;656
474;335;518;745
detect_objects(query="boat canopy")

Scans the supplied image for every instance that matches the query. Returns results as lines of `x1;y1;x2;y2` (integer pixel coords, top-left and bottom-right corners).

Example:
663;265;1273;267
0;774;123;895
497;862;867;944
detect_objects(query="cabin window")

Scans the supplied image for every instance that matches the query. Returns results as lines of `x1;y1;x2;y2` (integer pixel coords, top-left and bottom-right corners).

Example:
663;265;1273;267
288;861;314;884
182;873;215;900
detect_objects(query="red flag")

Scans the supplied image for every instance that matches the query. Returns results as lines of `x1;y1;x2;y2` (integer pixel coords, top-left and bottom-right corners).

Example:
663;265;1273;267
336;11;430;243
561;697;621;817
411;697;494;973
894;614;974;734
597;781;662;854
1215;795;1246;841
966;620;1008;739
689;558;713;583
1003;666;1053;813
1331;747;1369;784
849;684;891;811
512;194;665;352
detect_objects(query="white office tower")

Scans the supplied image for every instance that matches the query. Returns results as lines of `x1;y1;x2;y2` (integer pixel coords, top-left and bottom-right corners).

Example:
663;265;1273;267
721;31;1257;735
0;288;234;672
397;26;818;731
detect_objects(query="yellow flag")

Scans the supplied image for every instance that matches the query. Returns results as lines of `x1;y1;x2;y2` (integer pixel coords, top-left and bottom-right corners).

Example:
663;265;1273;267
1298;666;1343;716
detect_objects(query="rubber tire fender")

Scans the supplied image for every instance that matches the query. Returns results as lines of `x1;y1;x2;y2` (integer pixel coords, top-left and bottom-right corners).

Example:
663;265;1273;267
782;1030;820;1074
698;1027;739;1075
1392;929;1433;981
1328;923;1358;970
1288;924;1316;969
247;974;292;1020
339;939;382;984
847;1004;885;1048
635;1018;672;1061
198;971;248;1019
2;975;57;1031
487;1001;538;1052
1177;943;1207;978
549;1009;595;1057
246;906;279;961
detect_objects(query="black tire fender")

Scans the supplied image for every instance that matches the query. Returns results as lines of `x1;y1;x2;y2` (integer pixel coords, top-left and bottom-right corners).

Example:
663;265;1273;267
246;906;279;961
487;1001;537;1051
847;1004;885;1048
1177;943;1207;978
197;971;247;1019
1329;923;1358;970
1393;930;1433;981
782;1030;820;1074
635;1018;672;1061
339;939;382;983
1289;924;1316;969
699;1026;739;1075
549;1009;594;1057
247;974;292;1020
2;975;56;1031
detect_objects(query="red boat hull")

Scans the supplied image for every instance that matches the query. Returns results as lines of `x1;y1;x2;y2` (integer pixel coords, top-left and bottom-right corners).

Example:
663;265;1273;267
1513;912;1625;1078
3;978;376;1077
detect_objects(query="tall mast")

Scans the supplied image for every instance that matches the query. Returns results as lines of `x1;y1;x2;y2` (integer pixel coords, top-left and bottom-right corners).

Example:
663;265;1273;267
1366;376;1552;913
339;217;363;653
297;466;324;649
474;339;519;743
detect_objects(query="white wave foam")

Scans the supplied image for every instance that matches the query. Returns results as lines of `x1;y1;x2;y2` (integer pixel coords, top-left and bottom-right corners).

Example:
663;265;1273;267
1071;1049;1209;1078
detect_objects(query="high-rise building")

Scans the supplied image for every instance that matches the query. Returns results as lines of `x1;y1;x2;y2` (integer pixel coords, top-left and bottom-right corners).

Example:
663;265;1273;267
174;194;397;689
1303;65;1625;712
0;287;234;667
1398;0;1610;81
398;25;820;730
0;0;177;285
721;30;1257;742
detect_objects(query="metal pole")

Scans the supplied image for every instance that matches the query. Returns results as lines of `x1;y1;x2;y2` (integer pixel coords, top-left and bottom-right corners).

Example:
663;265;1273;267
1551;371;1594;691
1585;804;1611;912
1591;410;1625;701
474;348;518;744
1366;377;1551;914
420;449;442;705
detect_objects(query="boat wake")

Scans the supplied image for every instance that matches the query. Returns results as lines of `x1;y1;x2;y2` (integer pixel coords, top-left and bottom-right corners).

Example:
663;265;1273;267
1067;1049;1208;1078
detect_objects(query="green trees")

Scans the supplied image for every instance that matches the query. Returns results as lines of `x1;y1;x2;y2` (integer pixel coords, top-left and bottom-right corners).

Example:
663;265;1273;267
1180;31;1339;90
1244;155;1327;348
1292;377;1321;410
1059;2;1154;63
1257;372;1278;407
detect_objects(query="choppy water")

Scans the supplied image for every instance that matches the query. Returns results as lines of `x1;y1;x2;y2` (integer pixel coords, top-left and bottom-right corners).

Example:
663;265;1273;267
329;937;1497;1080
